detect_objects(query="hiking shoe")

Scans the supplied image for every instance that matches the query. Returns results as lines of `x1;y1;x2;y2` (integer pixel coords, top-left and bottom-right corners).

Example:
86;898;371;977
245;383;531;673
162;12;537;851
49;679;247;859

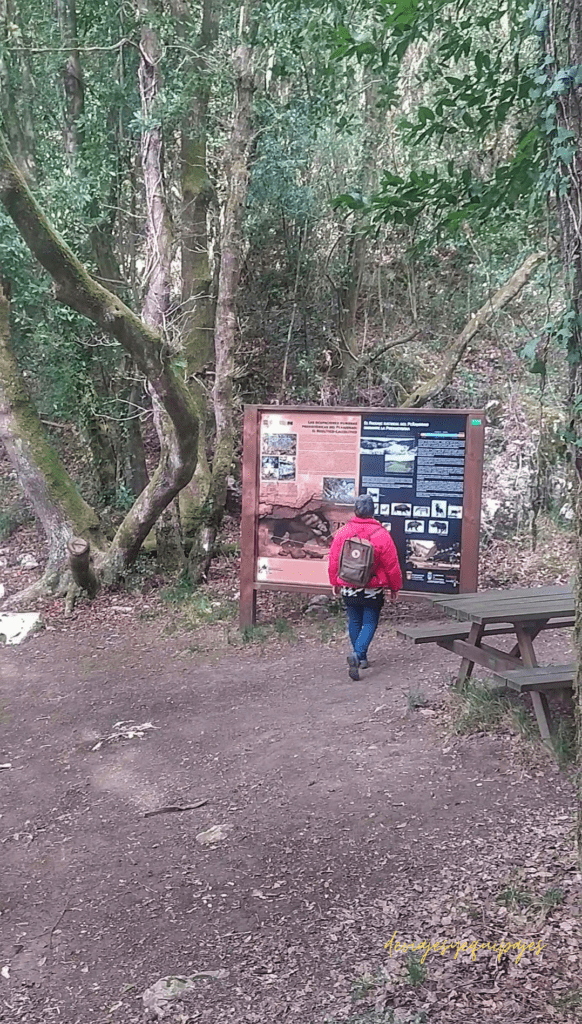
359;657;369;669
347;654;360;681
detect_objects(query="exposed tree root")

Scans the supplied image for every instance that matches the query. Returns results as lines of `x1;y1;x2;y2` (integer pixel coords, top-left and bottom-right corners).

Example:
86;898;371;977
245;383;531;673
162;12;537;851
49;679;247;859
1;565;71;611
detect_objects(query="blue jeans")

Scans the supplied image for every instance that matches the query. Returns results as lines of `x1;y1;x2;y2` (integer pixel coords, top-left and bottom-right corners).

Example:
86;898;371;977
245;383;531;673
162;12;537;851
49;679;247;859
343;594;383;661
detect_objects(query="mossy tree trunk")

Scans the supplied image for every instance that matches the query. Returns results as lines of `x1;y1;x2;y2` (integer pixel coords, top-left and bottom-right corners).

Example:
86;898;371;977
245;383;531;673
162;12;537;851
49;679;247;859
137;0;184;570
171;0;218;558
550;0;582;863
56;0;84;169
0;278;106;605
186;0;256;583
0;132;199;598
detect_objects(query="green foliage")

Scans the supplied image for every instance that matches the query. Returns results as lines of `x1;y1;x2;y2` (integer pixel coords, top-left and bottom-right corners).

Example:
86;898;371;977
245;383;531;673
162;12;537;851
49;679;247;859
405;952;427;987
327;0;574;252
0;0;574;551
162;573;196;604
351;972;380;1002
551;716;576;767
113;482;137;513
274;617;294;637
497;880;564;911
496;884;533;909
451;680;518;734
241;624;270;644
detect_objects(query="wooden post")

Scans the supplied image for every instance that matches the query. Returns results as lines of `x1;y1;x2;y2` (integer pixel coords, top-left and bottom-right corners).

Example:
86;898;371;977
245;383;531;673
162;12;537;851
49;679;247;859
239;405;260;628
459;414;485;593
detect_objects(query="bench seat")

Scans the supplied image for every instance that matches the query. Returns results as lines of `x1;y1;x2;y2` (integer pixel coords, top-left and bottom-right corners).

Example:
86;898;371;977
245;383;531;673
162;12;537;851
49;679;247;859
397;618;574;645
491;663;575;693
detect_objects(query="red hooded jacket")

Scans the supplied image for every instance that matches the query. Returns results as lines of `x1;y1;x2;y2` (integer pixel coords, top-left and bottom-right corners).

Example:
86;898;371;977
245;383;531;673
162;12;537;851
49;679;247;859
328;517;403;591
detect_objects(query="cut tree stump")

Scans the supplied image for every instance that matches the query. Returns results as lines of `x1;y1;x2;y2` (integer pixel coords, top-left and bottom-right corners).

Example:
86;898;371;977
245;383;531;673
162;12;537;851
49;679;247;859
67;538;98;598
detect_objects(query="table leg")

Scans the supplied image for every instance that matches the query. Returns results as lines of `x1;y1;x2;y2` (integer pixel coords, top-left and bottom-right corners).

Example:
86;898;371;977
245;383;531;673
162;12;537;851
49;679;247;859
515;623;554;740
456;622;484;688
529;692;553;742
508;620;547;659
514;623;538;668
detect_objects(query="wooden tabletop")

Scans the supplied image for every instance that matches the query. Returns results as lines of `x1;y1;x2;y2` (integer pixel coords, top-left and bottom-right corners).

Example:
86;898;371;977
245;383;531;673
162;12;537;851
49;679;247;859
429;584;575;624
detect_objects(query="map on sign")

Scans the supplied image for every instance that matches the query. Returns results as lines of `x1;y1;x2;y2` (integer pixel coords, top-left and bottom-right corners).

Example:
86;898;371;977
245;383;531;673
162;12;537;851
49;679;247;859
253;408;478;595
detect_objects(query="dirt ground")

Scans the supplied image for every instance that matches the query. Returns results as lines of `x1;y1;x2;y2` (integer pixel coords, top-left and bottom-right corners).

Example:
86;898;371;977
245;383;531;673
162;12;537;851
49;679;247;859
0;600;581;1024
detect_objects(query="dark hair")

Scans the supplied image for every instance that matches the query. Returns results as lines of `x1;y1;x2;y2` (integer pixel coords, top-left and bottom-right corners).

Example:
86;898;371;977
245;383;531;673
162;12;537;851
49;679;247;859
354;493;375;518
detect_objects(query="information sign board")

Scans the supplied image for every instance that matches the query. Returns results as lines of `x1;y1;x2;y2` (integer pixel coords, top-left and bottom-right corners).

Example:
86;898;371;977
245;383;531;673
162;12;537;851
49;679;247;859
240;406;484;626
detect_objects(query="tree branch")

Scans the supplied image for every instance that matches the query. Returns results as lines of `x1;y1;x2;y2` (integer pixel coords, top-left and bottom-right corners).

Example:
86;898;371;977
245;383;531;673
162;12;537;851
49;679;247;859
345;327;421;381
401;252;545;408
0;132;199;568
0;132;196;446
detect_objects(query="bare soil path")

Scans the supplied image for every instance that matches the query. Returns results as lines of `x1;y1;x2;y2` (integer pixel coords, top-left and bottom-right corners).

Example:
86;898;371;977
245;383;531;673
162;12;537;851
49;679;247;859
0;611;579;1024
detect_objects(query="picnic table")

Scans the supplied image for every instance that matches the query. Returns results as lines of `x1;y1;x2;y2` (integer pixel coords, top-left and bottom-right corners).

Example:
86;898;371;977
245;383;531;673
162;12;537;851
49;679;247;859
397;584;575;741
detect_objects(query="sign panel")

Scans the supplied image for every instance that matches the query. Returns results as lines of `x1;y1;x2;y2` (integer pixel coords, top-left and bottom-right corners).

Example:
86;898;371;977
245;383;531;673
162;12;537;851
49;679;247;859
257;410;360;587
359;411;467;592
240;406;484;625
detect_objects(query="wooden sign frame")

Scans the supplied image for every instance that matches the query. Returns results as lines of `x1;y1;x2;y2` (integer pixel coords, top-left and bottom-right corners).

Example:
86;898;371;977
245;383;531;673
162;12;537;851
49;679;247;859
240;405;485;628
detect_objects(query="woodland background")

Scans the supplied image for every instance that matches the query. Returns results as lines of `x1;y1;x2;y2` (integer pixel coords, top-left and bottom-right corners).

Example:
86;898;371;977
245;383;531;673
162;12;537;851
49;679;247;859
0;0;579;603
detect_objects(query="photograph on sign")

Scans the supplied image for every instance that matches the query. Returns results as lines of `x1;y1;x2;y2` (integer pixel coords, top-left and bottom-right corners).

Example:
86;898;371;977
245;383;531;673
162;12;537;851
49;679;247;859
262;433;297;455
431;499;447;519
322;477;356;503
428;519;449;535
405;519;425;534
391;502;412;516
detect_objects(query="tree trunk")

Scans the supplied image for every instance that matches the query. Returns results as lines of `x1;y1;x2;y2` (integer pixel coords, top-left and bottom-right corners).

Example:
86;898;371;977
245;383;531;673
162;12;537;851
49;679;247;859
187;0;256;582
67;538;98;597
136;0;184;569
0;279;106;605
550;0;582;864
337;225;366;377
0;133;199;594
56;0;84;167
401;251;545;407
138;3;172;334
336;81;377;379
122;377;149;497
168;0;218;551
0;0;36;179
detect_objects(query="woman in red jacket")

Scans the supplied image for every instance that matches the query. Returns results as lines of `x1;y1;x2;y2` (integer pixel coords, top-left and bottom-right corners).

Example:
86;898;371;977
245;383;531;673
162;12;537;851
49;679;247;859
328;494;402;680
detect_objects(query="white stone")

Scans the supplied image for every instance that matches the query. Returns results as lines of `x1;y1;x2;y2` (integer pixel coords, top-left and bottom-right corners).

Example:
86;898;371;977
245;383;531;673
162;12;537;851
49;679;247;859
142;971;228;1018
196;824;230;846
19;554;39;569
0;613;41;645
